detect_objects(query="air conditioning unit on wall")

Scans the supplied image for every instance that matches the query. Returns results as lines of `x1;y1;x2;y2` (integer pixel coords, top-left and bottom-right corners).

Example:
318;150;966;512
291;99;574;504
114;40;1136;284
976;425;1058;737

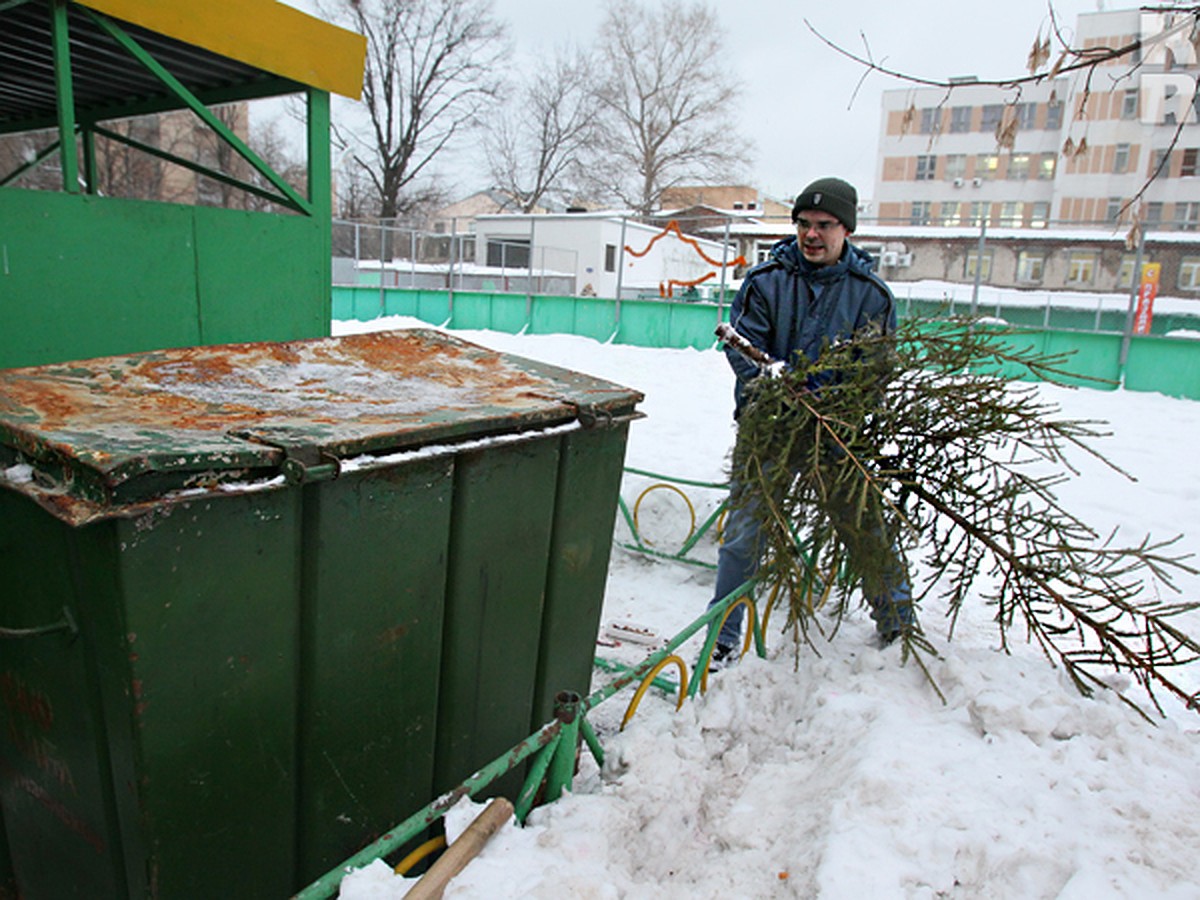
880;250;900;267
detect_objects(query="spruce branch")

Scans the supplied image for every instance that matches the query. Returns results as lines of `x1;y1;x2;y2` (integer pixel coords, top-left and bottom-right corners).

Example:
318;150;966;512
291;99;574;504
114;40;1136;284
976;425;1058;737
727;317;1199;718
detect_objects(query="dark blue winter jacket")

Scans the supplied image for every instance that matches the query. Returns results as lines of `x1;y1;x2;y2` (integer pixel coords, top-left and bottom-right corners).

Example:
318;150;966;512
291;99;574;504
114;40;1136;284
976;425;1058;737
725;237;895;415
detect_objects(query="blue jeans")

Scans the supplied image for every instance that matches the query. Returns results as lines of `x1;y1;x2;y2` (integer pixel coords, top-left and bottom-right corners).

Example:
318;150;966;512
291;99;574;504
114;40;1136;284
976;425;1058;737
707;479;913;648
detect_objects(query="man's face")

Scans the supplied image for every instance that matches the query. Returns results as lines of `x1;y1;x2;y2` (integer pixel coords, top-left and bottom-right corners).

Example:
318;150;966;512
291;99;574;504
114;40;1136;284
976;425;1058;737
794;211;848;266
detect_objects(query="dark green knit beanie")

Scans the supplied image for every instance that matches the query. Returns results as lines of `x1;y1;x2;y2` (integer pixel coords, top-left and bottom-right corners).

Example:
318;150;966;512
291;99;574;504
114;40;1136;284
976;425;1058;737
792;177;857;231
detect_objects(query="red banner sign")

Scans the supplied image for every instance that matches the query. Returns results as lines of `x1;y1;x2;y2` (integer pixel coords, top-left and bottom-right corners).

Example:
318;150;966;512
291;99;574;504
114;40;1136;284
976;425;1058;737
1133;262;1161;336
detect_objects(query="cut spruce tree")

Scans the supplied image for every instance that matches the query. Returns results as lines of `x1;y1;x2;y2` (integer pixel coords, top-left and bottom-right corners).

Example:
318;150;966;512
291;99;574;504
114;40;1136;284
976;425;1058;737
720;317;1199;718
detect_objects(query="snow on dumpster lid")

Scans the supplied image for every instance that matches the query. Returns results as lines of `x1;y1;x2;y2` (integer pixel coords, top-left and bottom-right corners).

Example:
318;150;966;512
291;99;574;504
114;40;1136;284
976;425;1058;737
0;328;643;524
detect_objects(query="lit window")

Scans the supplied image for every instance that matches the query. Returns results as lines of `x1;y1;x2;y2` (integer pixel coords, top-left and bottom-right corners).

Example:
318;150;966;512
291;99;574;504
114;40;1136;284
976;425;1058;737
965;251;993;280
968;202;989;226
940;201;962;226
915;155;937;181
1016;251;1045;282
1179;257;1200;290
949;107;972;133
1117;255;1137;289
1038;154;1057;180
1066;251;1097;285
998;202;1024;227
1007;154;1031;180
975;153;1000;180
1030;202;1050;228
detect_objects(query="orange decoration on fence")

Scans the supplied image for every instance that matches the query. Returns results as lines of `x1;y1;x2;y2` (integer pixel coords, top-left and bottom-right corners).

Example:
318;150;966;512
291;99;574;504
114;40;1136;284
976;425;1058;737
625;220;747;299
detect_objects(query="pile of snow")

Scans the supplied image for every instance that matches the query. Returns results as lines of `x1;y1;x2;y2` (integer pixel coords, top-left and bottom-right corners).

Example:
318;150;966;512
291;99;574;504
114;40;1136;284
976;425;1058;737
332;316;1200;899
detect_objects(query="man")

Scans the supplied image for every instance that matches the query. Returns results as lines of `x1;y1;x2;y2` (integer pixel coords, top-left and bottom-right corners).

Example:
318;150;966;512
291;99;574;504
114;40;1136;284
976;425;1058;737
707;176;913;667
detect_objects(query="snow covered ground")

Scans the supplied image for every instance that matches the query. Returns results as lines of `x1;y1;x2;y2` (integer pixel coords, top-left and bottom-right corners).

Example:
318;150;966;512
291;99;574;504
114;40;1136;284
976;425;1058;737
333;316;1200;899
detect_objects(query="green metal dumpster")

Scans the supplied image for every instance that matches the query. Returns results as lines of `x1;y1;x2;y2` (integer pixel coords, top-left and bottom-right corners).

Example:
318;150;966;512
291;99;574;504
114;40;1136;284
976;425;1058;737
0;328;641;898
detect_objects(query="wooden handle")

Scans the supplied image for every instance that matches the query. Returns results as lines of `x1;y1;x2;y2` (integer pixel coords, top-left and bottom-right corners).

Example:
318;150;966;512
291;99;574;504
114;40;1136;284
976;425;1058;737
403;797;514;900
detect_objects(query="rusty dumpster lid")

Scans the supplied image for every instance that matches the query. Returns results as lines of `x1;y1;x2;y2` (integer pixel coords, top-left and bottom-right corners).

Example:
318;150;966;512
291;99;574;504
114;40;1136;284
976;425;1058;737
0;329;643;525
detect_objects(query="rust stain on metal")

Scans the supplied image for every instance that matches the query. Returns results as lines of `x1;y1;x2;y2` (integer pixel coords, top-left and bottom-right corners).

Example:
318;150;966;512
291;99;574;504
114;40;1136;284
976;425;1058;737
0;329;643;525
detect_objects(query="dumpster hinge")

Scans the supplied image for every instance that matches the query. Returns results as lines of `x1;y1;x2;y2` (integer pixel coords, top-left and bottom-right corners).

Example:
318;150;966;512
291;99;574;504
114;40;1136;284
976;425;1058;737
573;403;645;430
230;432;342;484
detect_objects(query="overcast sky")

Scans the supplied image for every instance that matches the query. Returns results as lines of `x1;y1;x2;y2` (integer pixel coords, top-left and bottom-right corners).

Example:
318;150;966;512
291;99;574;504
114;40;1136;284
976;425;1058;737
293;0;1111;205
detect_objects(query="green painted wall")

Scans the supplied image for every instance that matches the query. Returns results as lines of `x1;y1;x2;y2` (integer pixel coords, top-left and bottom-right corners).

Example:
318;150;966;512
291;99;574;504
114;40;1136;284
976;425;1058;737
0;189;328;369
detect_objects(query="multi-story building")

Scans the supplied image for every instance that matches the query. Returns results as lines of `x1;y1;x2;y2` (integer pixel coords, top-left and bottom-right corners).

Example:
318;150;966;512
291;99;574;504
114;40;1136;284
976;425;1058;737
873;7;1200;232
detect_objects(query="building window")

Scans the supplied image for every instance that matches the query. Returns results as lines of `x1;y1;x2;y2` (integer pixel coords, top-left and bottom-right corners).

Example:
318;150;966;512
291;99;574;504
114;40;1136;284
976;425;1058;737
919;107;941;135
965;250;993;281
1105;197;1124;222
1114;143;1131;173
1117;254;1138;289
1183;148;1199;177
975;153;1000;180
1014;102;1037;130
1175;201;1200;230
1016;251;1046;282
1007;153;1031;180
910;201;932;225
980;104;1005;133
1030;201;1050;228
949;106;972;133
755;242;774;263
1066;251;1097;285
998;201;1024;227
915;155;937;181
968;202;989;226
1179;257;1200;290
1038;153;1057;180
1045;101;1063;130
605;243;617;272
1121;89;1138;119
940;201;962;226
1150;148;1169;176
944;154;967;180
1146;201;1164;225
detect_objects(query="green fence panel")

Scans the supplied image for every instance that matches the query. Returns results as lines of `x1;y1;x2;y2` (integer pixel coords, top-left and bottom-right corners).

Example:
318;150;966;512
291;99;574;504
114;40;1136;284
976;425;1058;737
613;299;673;348
448;291;494;331
573;298;619;342
491;294;531;334
331;286;356;320
416;291;452;325
1125;335;1200;399
529;294;579;336
382;287;418;318
669;302;722;350
1042;330;1122;388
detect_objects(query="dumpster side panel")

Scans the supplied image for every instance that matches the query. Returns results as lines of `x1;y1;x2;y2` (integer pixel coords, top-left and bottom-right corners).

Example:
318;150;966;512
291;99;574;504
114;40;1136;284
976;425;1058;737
297;459;453;883
531;424;632;726
0;491;128;898
433;440;559;797
110;492;302;899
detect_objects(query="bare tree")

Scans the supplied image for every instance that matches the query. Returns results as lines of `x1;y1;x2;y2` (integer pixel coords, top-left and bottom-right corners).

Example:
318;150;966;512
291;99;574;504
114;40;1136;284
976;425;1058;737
589;0;750;217
328;0;508;221
484;48;599;212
